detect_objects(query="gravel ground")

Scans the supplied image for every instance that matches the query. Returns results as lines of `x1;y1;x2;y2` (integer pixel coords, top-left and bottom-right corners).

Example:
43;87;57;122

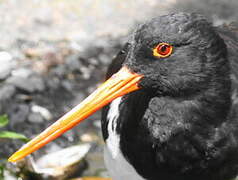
0;0;238;179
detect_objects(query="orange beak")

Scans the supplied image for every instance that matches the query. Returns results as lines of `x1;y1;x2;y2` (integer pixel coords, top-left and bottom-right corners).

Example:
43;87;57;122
8;66;143;162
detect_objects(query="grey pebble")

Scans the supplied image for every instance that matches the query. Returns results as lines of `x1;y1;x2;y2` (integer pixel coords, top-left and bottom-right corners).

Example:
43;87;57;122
28;112;44;123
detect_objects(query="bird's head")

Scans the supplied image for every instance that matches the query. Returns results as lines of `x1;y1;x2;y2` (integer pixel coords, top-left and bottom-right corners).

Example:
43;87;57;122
124;12;230;97
8;12;231;162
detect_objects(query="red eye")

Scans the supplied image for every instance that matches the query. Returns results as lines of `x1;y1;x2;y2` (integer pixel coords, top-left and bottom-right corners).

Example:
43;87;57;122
153;43;173;58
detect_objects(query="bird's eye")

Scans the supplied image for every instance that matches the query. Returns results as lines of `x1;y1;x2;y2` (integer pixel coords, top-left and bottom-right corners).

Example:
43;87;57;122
153;43;173;58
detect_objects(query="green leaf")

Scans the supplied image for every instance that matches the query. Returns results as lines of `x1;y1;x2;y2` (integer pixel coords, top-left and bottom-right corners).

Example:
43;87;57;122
0;115;8;128
0;131;29;142
0;164;4;180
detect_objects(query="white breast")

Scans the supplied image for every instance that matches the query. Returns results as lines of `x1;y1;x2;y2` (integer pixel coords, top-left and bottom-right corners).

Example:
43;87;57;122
104;97;146;180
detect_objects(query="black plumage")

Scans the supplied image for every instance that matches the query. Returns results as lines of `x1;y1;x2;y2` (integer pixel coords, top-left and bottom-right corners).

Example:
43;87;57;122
102;12;238;180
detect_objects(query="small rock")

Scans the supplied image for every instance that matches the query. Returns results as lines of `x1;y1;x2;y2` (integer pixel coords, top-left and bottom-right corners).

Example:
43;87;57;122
98;54;111;65
29;75;45;92
0;51;14;80
63;130;75;142
45;77;61;90
15;94;33;102
31;105;52;121
0;68;11;80
93;120;101;129
66;55;81;72
0;85;16;101
70;41;83;51
79;46;103;60
32;51;64;73
7;76;35;93
80;66;92;80
52;65;67;77
62;80;73;91
88;57;99;66
9;104;30;124
7;75;45;93
80;133;100;143
0;51;13;62
24;48;42;58
28;112;44;123
11;68;33;78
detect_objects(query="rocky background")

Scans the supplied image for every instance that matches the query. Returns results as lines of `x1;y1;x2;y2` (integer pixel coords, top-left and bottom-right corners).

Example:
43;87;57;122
0;0;238;179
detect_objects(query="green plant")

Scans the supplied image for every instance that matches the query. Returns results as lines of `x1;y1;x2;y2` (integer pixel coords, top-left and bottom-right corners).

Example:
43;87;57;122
0;114;29;179
0;115;29;142
0;164;4;180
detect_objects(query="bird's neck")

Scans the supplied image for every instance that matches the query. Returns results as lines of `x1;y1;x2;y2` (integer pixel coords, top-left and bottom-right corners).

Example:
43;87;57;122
190;74;232;125
117;75;232;136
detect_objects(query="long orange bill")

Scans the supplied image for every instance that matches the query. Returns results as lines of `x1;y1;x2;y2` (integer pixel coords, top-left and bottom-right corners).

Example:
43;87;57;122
8;66;143;162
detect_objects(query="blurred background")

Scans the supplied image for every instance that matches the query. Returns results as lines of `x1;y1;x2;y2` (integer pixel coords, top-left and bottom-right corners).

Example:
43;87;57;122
0;0;238;179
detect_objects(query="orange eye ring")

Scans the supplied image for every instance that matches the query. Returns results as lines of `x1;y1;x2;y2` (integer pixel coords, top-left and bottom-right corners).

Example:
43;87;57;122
153;43;173;58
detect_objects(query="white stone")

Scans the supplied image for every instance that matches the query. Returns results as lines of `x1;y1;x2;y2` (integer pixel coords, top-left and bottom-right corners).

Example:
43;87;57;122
0;51;12;62
31;105;52;121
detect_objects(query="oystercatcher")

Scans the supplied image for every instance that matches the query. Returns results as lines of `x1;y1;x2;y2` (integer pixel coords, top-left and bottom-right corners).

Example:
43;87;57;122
9;12;238;180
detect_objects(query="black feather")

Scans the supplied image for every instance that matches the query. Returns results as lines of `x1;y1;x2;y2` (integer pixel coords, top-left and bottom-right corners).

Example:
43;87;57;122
102;12;238;180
